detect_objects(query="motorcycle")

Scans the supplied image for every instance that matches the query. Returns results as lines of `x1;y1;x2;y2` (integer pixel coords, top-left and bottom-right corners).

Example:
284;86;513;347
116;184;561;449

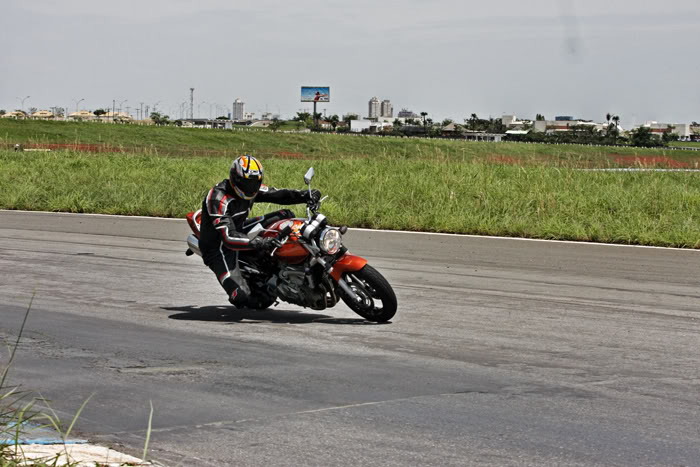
184;167;397;322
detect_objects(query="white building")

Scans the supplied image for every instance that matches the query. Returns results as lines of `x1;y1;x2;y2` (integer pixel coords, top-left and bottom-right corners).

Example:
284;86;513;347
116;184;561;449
501;115;530;128
368;97;380;119
533;119;606;133
639;122;692;140
381;99;393;118
232;98;245;121
350;119;392;133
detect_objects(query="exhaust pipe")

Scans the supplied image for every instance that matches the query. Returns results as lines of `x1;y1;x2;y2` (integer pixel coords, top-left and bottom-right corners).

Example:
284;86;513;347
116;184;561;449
186;234;202;257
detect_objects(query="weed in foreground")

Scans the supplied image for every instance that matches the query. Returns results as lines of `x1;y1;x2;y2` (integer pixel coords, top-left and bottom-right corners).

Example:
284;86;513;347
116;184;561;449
0;293;154;466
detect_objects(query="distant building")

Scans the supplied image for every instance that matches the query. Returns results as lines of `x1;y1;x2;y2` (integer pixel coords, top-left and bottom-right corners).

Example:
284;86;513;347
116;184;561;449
232;98;245;121
533;118;605;133
368;97;380;119
380;99;393;118
397;108;418;119
639;122;692;140
501;115;531;128
351;119;392;133
31;110;55;120
2;111;27;119
67;110;97;121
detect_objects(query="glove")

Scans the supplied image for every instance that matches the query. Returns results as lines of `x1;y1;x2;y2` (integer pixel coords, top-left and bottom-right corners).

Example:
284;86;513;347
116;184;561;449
304;189;322;203
250;236;282;251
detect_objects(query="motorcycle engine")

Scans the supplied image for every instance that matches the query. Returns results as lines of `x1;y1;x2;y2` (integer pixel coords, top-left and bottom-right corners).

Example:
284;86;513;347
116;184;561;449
273;263;327;310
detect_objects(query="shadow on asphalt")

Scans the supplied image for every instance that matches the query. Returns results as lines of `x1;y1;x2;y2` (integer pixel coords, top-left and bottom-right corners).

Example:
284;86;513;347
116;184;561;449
162;305;387;325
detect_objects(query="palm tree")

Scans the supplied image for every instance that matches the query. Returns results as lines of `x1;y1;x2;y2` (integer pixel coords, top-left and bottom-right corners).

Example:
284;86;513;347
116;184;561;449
327;114;340;131
420;111;428;126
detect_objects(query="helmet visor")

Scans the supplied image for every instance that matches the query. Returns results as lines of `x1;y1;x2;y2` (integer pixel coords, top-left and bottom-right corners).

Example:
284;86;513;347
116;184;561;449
235;177;262;198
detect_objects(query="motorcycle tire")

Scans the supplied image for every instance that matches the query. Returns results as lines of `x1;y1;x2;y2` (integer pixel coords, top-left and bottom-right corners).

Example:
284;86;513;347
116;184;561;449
340;265;397;322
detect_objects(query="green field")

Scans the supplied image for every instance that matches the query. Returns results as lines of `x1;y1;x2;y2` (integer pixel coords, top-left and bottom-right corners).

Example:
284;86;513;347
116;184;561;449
2;119;700;168
1;120;699;248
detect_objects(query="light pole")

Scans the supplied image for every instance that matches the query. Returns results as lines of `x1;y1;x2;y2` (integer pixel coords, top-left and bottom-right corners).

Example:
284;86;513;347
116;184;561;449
17;95;30;114
198;101;206;119
118;99;128;115
153;101;162;114
72;98;84;116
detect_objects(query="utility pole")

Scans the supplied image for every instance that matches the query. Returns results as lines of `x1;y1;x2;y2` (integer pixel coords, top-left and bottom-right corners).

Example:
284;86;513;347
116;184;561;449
140;102;144;121
189;87;194;120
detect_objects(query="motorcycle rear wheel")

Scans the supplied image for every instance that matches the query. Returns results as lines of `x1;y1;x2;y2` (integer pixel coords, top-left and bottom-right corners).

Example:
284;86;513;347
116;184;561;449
340;265;397;322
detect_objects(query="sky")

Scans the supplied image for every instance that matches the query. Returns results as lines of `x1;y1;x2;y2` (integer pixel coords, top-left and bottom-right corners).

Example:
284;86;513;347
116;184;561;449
1;0;699;126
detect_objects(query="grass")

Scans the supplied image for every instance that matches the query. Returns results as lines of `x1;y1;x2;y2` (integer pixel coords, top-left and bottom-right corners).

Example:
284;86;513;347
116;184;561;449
669;141;700;148
1;149;698;248
2;119;700;168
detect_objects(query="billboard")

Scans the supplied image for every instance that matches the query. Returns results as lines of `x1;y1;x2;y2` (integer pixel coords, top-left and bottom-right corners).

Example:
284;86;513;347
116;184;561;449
301;86;330;103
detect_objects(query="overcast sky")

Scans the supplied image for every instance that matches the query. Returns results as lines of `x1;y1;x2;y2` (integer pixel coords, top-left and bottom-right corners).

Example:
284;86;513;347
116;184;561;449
1;0;699;125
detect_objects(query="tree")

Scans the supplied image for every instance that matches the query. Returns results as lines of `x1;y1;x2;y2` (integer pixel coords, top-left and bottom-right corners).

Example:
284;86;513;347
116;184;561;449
535;114;545;121
662;126;679;144
629;126;660;147
150;112;170;125
393;118;403;128
342;114;358;126
93;109;107;116
295;111;311;122
295;111;313;128
0;110;5;116
606;113;612;125
466;113;479;130
327;114;340;131
612;115;620;128
420;111;428;126
269;117;283;132
28;107;37;115
441;118;454;127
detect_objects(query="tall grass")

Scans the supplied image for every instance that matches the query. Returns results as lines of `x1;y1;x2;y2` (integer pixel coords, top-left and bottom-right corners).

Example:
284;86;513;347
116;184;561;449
1;149;698;248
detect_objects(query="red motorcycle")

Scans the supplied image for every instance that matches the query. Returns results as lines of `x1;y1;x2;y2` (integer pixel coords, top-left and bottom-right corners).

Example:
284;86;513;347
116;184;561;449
185;168;397;322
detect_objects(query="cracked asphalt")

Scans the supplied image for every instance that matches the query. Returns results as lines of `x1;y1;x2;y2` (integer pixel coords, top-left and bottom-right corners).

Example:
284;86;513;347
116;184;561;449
1;210;699;466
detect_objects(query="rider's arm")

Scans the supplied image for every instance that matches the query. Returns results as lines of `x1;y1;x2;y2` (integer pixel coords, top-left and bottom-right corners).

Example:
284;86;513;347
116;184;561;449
205;187;254;250
255;185;307;205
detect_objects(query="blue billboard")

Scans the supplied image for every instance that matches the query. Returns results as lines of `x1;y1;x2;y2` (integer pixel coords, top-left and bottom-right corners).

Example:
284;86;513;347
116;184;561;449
301;86;330;103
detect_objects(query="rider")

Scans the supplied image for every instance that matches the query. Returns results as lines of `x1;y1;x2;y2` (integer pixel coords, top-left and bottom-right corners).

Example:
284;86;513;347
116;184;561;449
199;154;320;307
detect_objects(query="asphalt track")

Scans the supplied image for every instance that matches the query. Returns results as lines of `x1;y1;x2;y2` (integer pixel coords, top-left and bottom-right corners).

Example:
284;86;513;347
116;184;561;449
1;210;699;466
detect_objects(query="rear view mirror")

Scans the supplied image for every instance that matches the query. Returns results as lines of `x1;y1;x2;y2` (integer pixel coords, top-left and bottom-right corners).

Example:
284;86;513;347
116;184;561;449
304;167;315;185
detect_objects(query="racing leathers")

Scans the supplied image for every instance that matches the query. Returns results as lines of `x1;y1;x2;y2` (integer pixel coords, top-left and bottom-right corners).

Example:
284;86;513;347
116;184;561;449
199;179;310;305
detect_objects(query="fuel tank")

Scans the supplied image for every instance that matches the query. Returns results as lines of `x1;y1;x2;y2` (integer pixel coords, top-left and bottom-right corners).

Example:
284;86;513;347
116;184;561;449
264;219;308;264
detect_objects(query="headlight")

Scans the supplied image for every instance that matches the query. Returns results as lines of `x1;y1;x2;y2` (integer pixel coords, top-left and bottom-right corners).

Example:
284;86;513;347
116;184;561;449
319;228;342;255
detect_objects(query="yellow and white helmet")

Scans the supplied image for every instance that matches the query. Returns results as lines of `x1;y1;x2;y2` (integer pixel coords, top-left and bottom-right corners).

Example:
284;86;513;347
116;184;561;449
229;154;264;200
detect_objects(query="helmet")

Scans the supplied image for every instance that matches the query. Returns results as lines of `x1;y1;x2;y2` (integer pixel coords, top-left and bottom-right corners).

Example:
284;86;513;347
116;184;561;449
229;155;264;200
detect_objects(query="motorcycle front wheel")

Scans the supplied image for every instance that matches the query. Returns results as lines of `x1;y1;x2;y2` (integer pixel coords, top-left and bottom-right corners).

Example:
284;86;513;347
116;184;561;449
340;265;397;322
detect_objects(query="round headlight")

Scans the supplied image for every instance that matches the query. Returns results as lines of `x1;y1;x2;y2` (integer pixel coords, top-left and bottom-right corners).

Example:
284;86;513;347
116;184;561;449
319;228;342;255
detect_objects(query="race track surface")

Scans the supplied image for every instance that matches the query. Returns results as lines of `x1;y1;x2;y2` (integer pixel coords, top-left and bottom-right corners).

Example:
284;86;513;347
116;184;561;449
1;210;699;466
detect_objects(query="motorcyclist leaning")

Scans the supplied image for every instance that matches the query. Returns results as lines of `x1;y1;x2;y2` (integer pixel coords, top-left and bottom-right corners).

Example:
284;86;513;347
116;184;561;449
199;154;320;307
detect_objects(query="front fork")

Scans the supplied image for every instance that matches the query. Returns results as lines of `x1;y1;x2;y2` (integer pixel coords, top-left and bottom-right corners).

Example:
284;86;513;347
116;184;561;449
328;253;368;305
